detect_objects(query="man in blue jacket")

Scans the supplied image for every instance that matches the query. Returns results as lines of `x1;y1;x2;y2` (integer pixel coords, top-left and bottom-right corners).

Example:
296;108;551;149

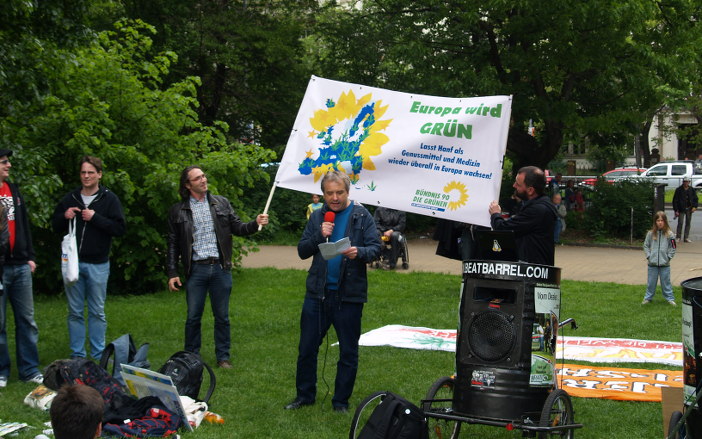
285;171;381;413
52;156;126;361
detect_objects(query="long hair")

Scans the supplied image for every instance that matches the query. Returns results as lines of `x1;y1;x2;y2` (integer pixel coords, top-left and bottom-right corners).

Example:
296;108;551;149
650;211;671;239
178;165;202;200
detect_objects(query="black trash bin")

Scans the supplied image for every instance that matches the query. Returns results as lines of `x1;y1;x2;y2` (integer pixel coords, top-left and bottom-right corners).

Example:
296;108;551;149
681;277;702;436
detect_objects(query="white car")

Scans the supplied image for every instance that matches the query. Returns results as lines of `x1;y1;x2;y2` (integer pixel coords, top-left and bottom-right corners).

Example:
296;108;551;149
637;161;702;190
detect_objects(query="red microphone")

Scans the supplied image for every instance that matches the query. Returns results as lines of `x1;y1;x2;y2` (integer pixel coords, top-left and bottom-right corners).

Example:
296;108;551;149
323;211;335;242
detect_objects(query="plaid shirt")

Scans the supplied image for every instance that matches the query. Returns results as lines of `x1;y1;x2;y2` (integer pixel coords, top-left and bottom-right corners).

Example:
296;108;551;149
190;196;219;260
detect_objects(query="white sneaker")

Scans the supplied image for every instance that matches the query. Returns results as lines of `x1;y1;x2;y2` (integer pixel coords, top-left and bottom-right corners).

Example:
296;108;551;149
642;299;651;305
685;239;692;243
669;300;677;306
0;376;7;388
27;374;44;384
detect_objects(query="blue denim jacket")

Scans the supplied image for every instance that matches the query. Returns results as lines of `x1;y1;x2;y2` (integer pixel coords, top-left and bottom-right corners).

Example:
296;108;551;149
298;202;381;303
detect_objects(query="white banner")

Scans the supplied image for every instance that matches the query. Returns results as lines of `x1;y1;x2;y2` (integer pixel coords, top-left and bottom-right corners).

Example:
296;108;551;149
357;325;683;366
275;76;512;227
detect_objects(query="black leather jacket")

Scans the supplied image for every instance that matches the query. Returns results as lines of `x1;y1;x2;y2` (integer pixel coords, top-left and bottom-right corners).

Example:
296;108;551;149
167;193;258;278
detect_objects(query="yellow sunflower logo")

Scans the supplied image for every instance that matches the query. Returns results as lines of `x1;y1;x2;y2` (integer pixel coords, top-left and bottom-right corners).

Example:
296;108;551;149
443;181;468;210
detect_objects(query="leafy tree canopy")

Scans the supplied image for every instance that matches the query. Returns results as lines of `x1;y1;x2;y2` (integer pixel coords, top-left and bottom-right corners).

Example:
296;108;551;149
1;19;273;294
120;0;319;155
312;0;702;169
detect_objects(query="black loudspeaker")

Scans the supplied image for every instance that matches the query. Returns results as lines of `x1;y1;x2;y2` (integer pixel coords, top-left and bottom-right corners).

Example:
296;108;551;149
457;278;534;369
453;277;547;420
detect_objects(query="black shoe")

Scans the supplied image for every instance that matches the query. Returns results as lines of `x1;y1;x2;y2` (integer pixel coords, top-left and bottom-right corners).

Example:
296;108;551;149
284;398;314;410
333;406;349;413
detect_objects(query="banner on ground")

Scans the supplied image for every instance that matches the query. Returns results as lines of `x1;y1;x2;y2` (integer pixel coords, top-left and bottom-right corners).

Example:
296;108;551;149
357;325;683;366
275;76;512;227
557;364;682;402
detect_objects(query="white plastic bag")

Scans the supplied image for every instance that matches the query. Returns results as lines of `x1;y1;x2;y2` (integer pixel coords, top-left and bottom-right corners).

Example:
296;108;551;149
61;218;79;285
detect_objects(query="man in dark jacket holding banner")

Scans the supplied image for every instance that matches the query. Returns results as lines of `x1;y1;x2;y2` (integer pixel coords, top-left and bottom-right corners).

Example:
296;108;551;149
489;166;557;266
285;170;381;413
52;156;125;361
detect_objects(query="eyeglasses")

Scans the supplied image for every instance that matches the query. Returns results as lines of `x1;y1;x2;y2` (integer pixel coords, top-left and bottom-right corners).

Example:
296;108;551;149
0;160;9;165
190;173;207;182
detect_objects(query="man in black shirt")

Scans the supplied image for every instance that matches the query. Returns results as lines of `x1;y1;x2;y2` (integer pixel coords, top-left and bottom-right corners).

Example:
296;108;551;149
673;177;698;243
488;166;557;265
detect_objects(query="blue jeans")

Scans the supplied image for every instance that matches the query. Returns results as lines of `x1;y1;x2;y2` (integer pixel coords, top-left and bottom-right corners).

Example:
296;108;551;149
185;264;233;362
295;293;363;409
0;264;40;380
645;265;674;302
66;261;109;360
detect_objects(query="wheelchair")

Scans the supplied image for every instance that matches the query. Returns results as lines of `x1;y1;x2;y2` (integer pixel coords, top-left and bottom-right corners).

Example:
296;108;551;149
371;231;409;270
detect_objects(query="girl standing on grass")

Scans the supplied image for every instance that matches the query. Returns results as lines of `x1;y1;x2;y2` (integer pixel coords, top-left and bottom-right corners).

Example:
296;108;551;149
642;211;677;305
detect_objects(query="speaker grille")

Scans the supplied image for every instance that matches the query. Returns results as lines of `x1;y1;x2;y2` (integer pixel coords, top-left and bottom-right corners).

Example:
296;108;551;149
468;310;515;362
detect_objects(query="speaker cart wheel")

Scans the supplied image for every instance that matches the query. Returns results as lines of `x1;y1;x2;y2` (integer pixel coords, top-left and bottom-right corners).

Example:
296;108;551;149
423;376;461;439
538;389;575;438
668;410;685;439
349;391;388;439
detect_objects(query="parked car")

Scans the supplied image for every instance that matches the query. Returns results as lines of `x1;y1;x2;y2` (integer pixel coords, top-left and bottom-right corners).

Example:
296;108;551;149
636;161;702;189
581;167;647;186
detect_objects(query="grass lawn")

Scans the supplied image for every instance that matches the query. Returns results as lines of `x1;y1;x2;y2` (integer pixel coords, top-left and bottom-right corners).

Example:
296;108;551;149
0;268;683;438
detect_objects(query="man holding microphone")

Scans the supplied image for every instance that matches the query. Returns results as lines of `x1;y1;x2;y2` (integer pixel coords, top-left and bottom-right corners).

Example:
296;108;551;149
285;170;381;413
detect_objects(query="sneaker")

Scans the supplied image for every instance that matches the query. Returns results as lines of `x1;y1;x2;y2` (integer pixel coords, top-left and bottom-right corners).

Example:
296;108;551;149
0;376;7;388
669;300;677;306
685;239;692;243
26;374;44;384
641;299;651;305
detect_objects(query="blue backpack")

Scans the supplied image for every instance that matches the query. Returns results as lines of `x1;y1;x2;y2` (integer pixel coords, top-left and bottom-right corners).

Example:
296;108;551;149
100;334;150;386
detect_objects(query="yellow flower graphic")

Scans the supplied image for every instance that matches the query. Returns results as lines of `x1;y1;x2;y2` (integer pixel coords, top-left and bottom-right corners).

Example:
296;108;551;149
443;181;469;211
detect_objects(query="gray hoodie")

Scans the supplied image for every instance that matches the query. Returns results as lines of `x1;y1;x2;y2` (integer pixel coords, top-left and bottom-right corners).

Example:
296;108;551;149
643;229;676;267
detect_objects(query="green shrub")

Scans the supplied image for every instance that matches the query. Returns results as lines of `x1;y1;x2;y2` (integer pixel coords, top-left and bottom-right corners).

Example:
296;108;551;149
582;180;654;239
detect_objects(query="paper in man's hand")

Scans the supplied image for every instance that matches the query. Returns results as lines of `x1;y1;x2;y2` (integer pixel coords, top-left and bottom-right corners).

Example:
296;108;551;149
318;237;351;260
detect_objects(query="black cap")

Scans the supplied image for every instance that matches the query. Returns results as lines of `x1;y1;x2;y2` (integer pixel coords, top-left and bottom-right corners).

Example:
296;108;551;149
0;149;13;158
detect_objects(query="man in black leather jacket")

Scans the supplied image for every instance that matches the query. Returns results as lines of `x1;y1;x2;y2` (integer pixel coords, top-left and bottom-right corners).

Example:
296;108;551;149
166;165;268;369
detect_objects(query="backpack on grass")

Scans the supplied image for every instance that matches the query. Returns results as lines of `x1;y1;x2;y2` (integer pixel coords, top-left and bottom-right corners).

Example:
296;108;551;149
100;334;150;386
352;391;428;439
158;351;216;404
